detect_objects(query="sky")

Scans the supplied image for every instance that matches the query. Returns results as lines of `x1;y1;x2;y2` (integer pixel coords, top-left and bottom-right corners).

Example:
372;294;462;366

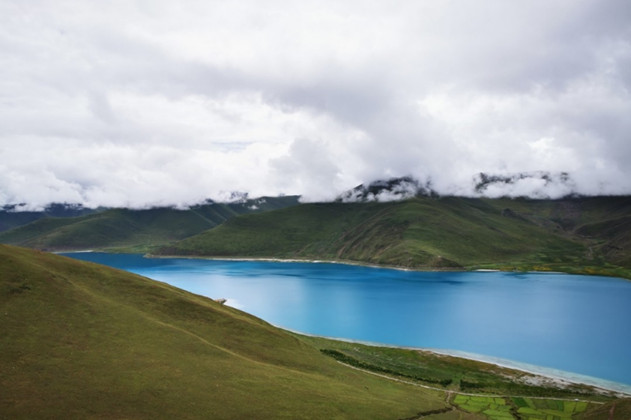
1;0;630;209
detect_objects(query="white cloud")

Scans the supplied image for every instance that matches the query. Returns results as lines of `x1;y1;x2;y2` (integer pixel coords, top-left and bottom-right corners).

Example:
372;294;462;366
1;0;630;208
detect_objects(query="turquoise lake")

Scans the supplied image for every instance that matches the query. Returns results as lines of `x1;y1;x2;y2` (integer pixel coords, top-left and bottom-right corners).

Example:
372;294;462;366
62;253;631;391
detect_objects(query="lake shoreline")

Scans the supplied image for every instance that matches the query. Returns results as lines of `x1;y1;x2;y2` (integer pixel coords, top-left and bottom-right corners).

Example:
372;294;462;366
147;254;469;273
429;348;631;396
57;250;630;281
61;251;631;394
146;254;631;281
149;255;631;395
288;330;631;397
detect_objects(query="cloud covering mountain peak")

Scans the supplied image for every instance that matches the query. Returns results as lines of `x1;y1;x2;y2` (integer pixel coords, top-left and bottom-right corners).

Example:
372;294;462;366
1;0;630;208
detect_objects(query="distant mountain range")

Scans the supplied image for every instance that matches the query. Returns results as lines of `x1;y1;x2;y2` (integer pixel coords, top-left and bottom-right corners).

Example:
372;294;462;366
154;194;631;278
0;203;98;232
0;196;300;252
1;177;630;279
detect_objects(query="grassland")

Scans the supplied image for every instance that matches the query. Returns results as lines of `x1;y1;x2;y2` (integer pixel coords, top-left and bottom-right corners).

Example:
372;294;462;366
1;244;448;419
299;335;616;399
452;395;591;420
0;203;96;233
157;196;631;279
0;196;299;253
2;244;626;419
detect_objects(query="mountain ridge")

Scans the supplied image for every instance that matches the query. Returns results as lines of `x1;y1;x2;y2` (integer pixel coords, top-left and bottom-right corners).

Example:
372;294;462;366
2;181;630;279
156;195;631;279
0;196;300;251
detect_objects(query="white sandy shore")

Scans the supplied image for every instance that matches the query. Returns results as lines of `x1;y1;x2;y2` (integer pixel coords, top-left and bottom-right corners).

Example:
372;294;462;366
54;249;95;253
288;331;631;397
68;252;631;281
149;255;631;282
148;254;463;272
429;348;631;396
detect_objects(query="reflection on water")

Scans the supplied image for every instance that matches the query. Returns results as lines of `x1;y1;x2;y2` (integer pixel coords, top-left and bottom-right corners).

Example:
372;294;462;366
62;253;631;388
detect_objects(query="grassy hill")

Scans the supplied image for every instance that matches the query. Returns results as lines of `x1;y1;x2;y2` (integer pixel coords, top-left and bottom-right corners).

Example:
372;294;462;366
0;244;449;419
0;203;97;233
157;196;631;278
1;245;621;419
0;196;299;252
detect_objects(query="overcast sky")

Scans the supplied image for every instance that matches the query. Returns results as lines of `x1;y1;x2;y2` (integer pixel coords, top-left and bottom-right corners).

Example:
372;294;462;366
1;0;630;209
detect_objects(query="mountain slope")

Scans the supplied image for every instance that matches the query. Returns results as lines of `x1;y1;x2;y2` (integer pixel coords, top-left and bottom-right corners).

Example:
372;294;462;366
0;203;97;233
157;196;631;277
0;196;299;252
1;244;455;419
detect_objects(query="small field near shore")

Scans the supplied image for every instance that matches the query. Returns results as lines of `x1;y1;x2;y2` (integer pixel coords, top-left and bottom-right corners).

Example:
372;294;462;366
452;395;589;420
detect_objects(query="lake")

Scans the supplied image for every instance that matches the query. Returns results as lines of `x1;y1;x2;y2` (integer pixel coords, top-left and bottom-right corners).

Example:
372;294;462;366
62;252;631;392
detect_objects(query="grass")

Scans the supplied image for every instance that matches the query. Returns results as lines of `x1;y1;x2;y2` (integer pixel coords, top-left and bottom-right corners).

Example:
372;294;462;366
4;195;631;280
576;398;631;419
0;196;299;252
0;244;452;419
156;196;631;279
452;395;593;420
452;395;513;420
1;244;626;419
509;397;589;419
299;335;611;400
301;335;624;419
0;204;96;233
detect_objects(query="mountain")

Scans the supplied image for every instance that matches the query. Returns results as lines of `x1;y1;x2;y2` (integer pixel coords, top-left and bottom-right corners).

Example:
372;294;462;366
337;172;577;203
3;188;631;279
473;171;576;198
0;244;445;418
337;176;436;202
0;196;300;252
157;195;631;279
0;203;98;233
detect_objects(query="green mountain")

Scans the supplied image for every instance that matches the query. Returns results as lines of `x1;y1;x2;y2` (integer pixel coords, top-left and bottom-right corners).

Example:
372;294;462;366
0;196;299;252
1;245;622;418
3;193;630;279
0;203;97;233
0;244;442;418
157;196;631;279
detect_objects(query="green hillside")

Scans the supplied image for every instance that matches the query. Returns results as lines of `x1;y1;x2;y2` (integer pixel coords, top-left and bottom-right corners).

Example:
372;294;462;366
0;203;97;233
0;210;50;233
0;245;619;418
3;195;630;279
157;196;631;278
0;196;299;252
0;244;447;419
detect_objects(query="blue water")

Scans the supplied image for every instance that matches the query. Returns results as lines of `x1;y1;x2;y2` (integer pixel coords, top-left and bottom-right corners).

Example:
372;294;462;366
61;253;631;390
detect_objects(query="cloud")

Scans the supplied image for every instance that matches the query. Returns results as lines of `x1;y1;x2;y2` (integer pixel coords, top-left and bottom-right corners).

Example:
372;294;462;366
1;0;630;208
472;172;577;199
